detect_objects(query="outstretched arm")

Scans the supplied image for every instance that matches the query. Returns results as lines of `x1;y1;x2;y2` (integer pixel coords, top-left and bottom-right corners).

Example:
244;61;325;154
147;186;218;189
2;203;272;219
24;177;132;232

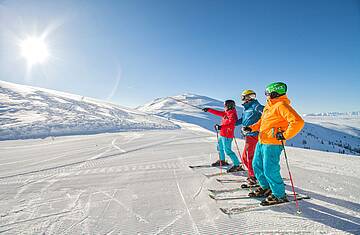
207;108;225;117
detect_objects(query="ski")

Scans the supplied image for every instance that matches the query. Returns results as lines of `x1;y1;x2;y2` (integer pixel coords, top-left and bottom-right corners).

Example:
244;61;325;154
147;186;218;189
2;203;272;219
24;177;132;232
189;165;230;169
216;178;247;183
208;184;260;194
219;195;310;215
188;165;213;169
216;178;289;184
240;183;260;189
203;172;229;178
210;192;299;201
208;187;244;194
209;193;265;201
203;170;246;178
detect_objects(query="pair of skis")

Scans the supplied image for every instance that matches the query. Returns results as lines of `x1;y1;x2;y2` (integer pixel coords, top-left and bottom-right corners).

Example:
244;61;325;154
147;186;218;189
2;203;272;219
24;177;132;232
188;164;246;178
219;195;310;215
188;165;310;215
208;183;259;195
208;187;310;214
216;178;247;184
188;164;216;169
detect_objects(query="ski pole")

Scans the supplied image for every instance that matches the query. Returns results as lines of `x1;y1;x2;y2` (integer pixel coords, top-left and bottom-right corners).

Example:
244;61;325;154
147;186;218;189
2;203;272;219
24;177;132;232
169;97;203;110
281;139;301;214
233;137;246;171
237;128;248;171
214;125;222;175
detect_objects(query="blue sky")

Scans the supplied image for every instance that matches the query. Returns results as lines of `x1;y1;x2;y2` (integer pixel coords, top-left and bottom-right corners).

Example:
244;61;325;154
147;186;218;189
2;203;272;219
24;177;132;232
0;0;359;113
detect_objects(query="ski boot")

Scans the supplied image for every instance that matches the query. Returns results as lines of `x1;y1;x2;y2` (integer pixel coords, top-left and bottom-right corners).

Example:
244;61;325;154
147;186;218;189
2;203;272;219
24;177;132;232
211;160;229;167
227;165;245;173
248;187;272;197
247;176;257;186
260;194;289;206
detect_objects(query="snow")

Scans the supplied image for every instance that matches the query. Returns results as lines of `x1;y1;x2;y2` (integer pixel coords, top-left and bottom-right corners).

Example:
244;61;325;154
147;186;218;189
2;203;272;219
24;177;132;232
0;80;179;140
0;126;359;234
304;111;360;117
137;93;243;135
0;84;359;234
304;116;360;138
139;94;360;156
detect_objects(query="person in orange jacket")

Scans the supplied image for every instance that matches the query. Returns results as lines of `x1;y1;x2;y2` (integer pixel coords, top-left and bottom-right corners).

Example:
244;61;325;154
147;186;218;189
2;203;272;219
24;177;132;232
242;82;304;205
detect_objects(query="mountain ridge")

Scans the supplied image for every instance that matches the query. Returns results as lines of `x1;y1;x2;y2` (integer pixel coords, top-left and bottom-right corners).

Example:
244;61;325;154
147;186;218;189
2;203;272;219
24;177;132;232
0;80;179;140
139;94;360;156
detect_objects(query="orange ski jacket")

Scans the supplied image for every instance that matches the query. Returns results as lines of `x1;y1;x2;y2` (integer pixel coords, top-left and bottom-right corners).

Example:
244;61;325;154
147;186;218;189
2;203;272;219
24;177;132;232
249;95;304;145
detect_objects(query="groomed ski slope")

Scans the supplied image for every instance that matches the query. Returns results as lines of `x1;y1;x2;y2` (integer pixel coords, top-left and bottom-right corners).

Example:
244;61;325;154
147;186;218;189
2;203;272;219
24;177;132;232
0;124;359;234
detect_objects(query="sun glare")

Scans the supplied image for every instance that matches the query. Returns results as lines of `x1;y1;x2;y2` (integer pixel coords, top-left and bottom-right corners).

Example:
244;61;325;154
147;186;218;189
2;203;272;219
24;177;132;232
20;36;49;65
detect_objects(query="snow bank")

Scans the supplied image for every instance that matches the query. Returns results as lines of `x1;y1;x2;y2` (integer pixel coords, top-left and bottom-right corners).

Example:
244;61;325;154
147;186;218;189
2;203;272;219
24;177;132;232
0;80;179;140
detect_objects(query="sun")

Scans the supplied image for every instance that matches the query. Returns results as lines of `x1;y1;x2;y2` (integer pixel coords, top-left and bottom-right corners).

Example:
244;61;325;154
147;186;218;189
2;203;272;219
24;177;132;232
19;36;49;65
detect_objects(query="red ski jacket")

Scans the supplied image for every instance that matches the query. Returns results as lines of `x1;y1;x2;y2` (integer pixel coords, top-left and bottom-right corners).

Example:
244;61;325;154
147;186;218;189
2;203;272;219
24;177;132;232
208;108;238;138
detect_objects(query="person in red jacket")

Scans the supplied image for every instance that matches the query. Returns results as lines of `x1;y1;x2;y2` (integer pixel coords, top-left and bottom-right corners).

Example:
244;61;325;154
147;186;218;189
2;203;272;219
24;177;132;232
203;100;243;172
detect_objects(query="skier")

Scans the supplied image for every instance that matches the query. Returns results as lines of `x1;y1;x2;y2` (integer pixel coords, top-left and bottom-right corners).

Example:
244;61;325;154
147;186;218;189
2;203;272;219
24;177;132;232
203;100;243;172
243;82;304;205
235;90;264;185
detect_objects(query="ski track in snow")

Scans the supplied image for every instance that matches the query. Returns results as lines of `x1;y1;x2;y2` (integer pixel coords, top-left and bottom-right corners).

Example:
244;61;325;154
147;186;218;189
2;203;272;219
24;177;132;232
0;132;200;181
0;129;359;234
173;169;200;235
111;138;126;153
101;190;149;223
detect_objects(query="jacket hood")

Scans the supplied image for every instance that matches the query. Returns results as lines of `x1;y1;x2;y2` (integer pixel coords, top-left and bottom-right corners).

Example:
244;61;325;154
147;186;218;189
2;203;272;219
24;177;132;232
242;99;259;109
267;95;291;106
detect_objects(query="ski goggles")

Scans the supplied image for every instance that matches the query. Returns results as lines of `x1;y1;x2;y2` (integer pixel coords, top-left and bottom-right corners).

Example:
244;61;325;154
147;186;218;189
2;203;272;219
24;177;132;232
241;94;256;102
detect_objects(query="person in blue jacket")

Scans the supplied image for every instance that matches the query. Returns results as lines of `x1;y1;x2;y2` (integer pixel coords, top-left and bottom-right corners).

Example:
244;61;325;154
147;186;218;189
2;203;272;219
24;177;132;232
236;90;264;185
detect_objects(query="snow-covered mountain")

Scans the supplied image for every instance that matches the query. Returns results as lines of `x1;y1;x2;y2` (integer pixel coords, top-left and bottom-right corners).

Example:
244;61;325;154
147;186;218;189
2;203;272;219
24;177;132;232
304;111;360;117
303;115;360;138
137;93;243;134
0;80;179;140
1;91;359;234
139;94;360;156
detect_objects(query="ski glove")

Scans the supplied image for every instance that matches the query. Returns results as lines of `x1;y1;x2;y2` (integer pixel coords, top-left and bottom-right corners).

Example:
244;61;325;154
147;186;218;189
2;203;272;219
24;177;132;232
276;132;286;140
242;126;252;134
215;124;222;130
202;108;209;112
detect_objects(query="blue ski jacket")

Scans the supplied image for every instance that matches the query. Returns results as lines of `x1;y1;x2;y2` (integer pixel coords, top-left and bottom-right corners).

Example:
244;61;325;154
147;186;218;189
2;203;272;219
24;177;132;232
236;99;264;136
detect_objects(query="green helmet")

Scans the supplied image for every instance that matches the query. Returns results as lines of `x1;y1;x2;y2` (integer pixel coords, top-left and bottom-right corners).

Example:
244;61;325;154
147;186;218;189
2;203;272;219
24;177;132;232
265;82;287;98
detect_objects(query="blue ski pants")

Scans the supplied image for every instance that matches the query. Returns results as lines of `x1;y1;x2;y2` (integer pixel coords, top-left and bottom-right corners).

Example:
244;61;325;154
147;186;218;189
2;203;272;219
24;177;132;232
252;143;285;198
218;136;240;166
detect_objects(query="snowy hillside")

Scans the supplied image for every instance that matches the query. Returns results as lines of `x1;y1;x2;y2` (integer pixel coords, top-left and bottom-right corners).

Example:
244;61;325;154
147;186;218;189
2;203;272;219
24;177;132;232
304;111;360;117
0;80;179;140
287;122;360;156
137;93;243;135
303;115;360;138
139;94;360;156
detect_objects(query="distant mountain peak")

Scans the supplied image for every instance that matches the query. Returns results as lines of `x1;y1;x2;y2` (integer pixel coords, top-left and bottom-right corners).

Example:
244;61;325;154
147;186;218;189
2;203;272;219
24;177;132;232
304;111;360;117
